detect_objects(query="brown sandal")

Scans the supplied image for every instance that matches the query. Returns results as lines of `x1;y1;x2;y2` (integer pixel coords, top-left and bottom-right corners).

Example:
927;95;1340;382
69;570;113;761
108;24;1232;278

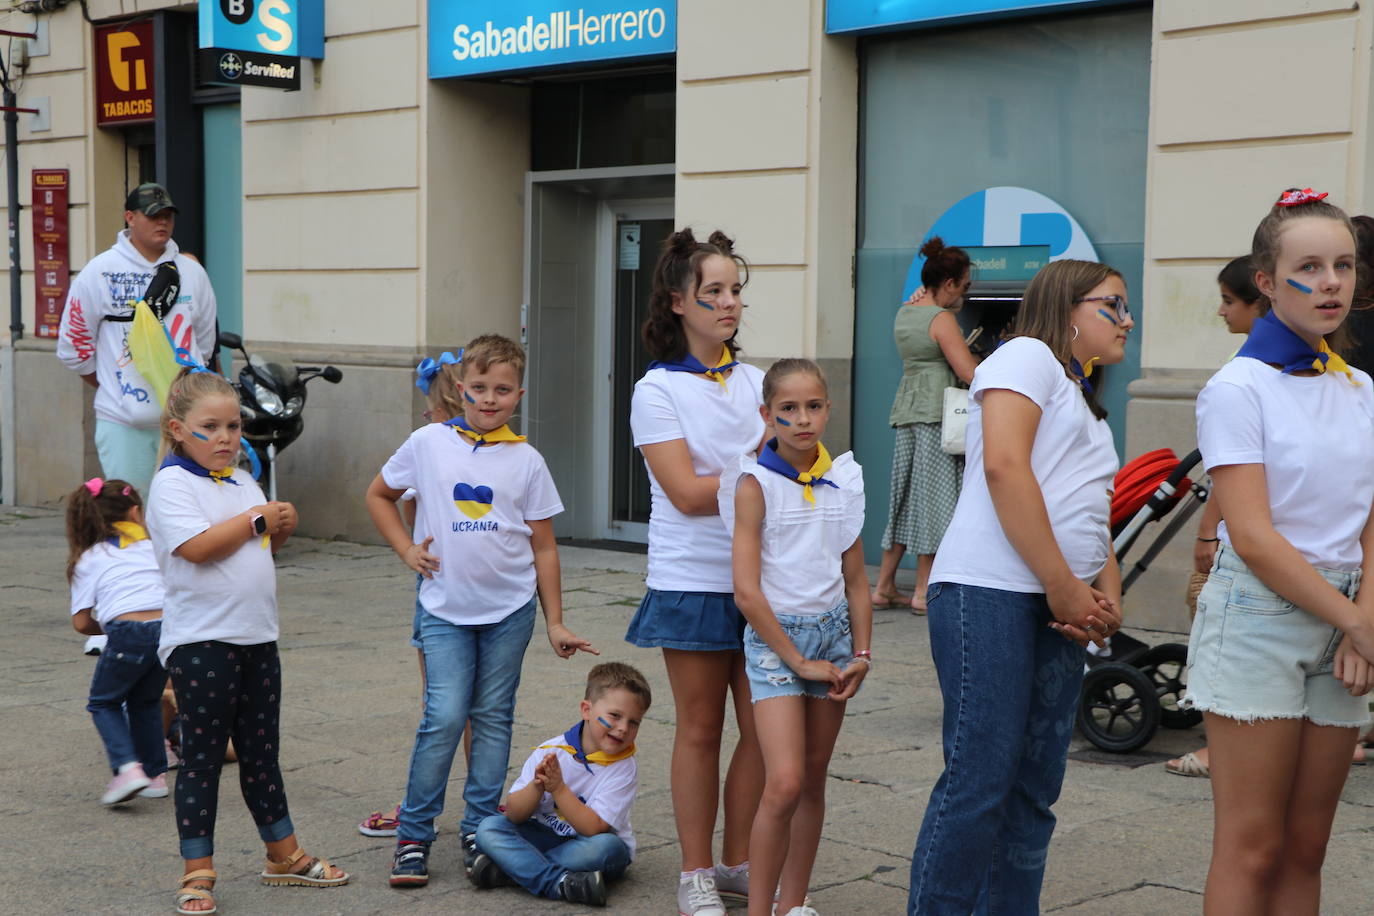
261;848;349;887
175;869;217;915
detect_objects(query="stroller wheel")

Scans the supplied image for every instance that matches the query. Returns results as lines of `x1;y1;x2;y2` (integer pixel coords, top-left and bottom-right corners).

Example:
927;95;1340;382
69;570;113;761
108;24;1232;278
1077;662;1161;753
1137;643;1203;730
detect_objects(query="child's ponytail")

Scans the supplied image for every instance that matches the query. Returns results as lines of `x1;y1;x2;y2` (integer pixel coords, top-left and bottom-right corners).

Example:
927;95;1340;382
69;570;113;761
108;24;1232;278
65;478;143;582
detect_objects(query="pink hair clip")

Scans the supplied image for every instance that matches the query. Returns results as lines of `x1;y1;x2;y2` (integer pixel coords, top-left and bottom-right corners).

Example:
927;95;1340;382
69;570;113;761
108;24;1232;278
1277;188;1328;207
121;486;131;496
82;477;104;497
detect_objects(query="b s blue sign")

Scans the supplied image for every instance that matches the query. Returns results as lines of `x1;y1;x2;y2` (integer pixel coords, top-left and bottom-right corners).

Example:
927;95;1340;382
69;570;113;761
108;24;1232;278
826;0;1123;34
429;0;676;79
199;0;324;90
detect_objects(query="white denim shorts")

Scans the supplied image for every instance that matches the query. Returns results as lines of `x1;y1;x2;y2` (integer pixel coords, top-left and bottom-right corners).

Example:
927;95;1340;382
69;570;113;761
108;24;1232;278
1183;545;1372;729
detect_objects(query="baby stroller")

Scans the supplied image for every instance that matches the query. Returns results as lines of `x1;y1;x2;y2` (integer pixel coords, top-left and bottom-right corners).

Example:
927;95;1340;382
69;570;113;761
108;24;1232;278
1075;448;1209;753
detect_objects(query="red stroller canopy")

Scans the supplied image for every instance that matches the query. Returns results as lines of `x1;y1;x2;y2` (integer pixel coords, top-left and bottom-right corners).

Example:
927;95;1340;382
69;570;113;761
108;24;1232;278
1111;448;1192;532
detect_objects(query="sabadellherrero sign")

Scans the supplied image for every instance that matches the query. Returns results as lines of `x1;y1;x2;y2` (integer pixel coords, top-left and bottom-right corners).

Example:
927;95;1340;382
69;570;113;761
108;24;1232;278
428;0;676;79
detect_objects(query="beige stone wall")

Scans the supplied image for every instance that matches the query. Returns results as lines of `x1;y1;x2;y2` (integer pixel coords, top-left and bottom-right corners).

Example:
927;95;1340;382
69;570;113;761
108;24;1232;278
675;0;858;450
1127;0;1371;631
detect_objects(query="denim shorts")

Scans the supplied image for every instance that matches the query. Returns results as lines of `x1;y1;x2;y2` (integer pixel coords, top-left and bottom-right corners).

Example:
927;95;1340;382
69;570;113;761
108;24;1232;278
410;573;424;649
625;589;745;652
743;605;855;703
1184;545;1372;728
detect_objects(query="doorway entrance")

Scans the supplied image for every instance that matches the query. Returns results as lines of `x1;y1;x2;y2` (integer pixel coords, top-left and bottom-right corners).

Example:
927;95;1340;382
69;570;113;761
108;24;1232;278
524;166;673;544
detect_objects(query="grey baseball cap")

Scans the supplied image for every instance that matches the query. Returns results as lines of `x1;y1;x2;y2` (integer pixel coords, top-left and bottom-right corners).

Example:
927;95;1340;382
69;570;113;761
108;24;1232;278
124;183;179;216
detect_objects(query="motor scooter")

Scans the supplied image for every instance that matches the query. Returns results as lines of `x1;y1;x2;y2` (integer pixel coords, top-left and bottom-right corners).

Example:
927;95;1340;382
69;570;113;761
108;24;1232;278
217;331;342;500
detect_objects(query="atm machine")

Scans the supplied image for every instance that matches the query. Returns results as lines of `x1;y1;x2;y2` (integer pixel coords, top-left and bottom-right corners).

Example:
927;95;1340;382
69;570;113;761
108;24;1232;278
952;244;1050;356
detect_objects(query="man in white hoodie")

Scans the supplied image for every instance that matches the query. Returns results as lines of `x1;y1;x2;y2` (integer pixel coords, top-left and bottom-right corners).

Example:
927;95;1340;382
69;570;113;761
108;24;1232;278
57;183;219;494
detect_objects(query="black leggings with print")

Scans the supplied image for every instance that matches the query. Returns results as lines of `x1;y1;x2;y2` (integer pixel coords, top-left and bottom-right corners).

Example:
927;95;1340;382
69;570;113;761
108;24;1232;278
168;641;293;859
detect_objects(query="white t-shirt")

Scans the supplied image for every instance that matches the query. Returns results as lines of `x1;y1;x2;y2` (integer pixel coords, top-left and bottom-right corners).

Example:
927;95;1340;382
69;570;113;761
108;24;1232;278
511;728;639;858
70;539;166;627
381;423;563;625
718;450;865;616
1197;356;1374;570
631;363;765;593
147;465;278;666
932;337;1119;593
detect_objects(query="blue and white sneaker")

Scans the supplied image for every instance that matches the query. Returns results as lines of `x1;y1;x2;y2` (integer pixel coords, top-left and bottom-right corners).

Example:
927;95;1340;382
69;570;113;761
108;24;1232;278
390;842;430;887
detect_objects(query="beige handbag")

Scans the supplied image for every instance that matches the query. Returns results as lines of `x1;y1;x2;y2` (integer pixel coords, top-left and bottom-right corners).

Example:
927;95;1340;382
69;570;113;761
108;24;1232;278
940;387;969;455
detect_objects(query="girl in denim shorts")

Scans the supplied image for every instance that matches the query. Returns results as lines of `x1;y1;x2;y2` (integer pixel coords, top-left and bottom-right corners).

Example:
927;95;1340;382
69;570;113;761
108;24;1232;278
1189;188;1374;911
722;359;872;916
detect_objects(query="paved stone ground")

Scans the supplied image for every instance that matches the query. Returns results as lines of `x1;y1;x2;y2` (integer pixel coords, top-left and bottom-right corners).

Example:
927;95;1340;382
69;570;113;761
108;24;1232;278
5;503;1374;915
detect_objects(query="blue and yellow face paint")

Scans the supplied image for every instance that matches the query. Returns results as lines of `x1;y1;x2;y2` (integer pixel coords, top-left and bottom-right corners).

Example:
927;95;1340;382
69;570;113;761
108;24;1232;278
774;416;791;427
695;299;715;311
191;431;209;441
1287;277;1314;294
463;390;477;404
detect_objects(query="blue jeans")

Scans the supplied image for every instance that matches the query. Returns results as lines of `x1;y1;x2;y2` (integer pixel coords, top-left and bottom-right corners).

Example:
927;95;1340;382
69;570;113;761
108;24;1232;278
87;618;167;777
909;583;1085;915
475;815;630;899
399;597;538;842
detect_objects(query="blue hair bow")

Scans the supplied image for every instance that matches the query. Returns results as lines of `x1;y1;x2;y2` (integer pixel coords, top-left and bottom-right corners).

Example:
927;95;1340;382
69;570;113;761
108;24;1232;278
415;350;462;395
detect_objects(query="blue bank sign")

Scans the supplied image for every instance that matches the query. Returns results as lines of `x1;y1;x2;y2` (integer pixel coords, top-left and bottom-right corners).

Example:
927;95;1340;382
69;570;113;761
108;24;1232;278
428;0;676;79
827;0;1125;34
198;0;324;90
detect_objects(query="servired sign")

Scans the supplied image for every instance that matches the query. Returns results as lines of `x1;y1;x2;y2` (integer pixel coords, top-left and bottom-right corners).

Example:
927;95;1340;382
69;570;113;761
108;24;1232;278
94;21;155;126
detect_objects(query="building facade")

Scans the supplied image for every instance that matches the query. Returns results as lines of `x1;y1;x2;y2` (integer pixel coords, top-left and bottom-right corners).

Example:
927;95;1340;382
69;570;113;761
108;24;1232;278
1;0;1369;628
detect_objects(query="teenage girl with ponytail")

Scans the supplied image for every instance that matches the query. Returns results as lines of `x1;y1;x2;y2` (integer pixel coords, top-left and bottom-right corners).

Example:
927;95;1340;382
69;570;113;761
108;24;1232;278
1188;189;1374;911
909;258;1129;913
66;477;170;806
147;366;348;914
624;229;766;916
872;236;979;614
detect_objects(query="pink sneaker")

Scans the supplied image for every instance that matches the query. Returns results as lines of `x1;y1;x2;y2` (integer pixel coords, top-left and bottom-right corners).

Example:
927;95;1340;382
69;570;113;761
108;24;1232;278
139;773;169;798
101;764;151;805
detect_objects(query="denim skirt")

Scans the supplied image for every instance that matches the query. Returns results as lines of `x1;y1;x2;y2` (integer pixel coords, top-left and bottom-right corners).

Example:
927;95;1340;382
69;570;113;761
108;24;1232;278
625;589;746;652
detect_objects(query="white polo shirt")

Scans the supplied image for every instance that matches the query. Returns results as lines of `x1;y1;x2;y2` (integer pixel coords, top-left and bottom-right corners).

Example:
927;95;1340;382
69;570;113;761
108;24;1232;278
718;450;865;616
631;363;765;593
1197;356;1374;570
381;423;563;625
147;464;278;666
70;538;166;627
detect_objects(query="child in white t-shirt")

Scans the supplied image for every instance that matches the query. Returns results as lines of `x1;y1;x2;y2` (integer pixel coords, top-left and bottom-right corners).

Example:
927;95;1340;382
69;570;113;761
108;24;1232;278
65;476;169;806
468;662;652;906
356;350;473;840
148;367;348;916
368;333;597;889
1188;189;1374;910
722;359;872;916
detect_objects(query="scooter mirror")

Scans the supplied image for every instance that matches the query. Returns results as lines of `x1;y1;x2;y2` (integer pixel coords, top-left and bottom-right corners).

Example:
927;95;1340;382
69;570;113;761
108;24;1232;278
322;367;343;383
218;331;244;350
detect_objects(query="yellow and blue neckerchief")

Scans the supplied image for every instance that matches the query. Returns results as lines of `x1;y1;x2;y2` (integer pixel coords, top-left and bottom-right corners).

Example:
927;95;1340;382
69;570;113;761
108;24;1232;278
1068;356;1101;394
648;347;738;391
107;521;149;549
160;452;239;485
756;438;839;507
446;416;527;453
538;721;637;774
1236;311;1359;384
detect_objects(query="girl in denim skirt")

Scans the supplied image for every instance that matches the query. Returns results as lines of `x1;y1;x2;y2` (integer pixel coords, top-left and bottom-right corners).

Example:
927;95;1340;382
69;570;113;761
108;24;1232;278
723;359;872;916
1188;188;1374;912
625;228;766;916
909;259;1130;914
65;477;170;806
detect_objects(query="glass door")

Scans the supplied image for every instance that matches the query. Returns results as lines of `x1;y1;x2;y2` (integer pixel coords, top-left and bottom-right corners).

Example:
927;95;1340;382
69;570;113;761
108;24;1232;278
602;202;672;542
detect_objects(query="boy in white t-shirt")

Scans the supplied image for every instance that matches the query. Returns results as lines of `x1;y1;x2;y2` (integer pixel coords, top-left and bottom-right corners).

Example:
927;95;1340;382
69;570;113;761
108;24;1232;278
367;334;597;889
469;662;651;907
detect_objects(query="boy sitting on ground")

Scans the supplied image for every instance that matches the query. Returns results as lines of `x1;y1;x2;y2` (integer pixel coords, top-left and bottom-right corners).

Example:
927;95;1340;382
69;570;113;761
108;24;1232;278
470;662;651;907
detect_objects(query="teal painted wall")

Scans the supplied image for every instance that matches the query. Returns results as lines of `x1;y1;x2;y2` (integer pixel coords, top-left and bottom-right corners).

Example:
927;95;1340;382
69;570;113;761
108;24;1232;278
853;7;1151;563
202;103;242;369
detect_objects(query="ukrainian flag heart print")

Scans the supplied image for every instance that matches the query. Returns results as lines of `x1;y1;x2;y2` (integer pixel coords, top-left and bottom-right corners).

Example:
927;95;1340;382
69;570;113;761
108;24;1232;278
453;482;495;520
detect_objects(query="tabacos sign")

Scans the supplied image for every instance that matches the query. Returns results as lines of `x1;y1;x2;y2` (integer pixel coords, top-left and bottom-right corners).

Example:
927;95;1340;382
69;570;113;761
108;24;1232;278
94;21;155;126
429;0;676;79
198;0;324;91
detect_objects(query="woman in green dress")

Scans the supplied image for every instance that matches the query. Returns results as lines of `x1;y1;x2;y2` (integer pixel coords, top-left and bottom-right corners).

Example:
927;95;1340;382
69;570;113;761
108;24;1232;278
871;237;980;614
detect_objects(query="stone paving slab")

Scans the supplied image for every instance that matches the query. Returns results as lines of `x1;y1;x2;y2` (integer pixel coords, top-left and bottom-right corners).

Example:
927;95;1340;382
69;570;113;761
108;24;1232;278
5;504;1374;915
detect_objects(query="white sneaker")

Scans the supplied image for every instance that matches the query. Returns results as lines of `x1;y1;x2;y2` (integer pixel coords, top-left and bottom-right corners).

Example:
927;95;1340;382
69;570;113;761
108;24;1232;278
678;871;726;916
780;907;820;916
138;772;169;797
714;862;748;902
